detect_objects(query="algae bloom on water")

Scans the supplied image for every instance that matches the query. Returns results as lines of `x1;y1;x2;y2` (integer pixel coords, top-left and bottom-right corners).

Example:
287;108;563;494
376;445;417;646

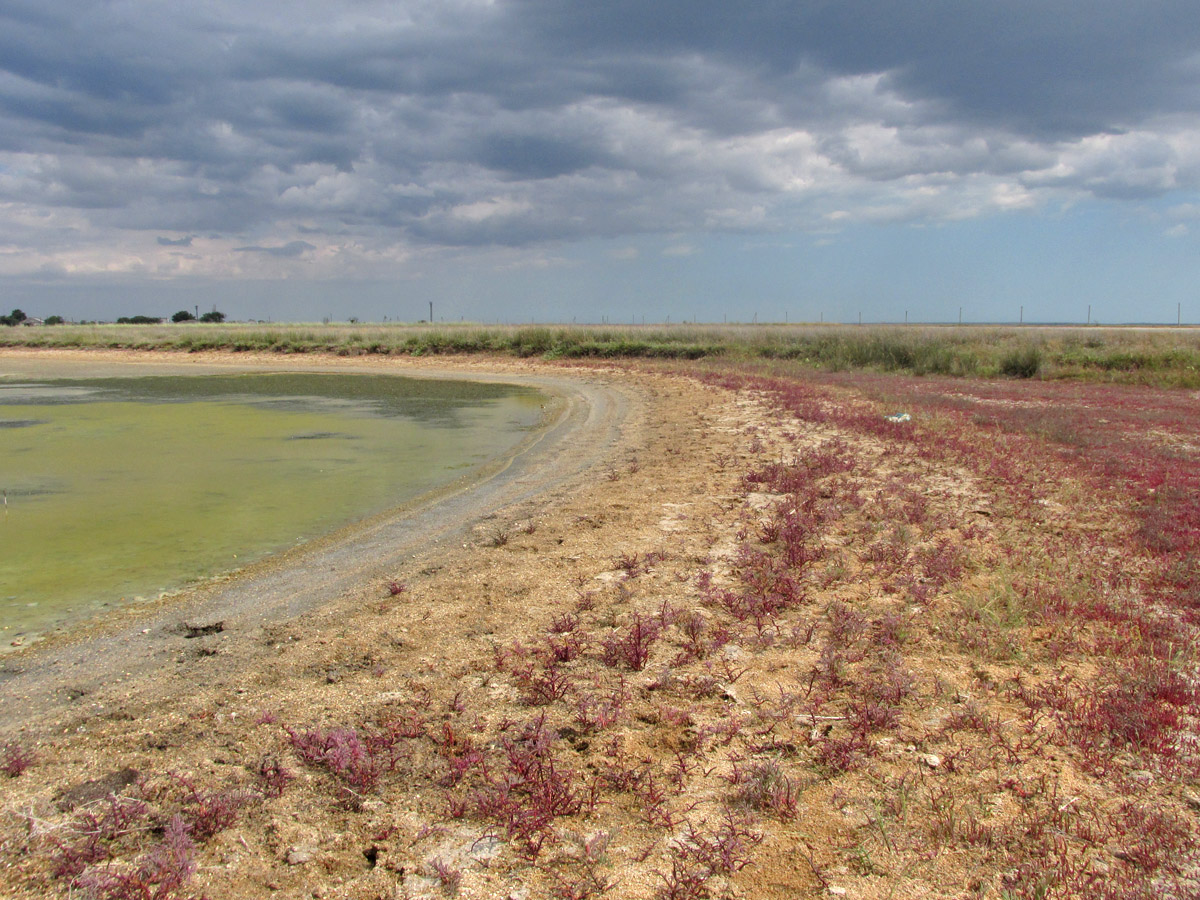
0;370;545;641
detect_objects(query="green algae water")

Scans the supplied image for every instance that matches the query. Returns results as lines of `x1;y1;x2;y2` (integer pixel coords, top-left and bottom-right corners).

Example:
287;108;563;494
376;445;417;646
0;369;545;642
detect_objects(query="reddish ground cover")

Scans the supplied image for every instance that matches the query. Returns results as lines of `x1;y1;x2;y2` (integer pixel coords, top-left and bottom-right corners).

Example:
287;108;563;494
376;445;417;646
2;360;1197;899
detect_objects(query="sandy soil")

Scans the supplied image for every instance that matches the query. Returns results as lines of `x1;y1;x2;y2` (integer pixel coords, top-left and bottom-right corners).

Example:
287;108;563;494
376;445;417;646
1;350;756;898
2;350;1196;900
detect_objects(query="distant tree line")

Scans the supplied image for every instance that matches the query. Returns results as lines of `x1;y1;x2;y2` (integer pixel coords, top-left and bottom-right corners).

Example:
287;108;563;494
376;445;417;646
107;310;227;324
0;307;226;325
172;310;226;323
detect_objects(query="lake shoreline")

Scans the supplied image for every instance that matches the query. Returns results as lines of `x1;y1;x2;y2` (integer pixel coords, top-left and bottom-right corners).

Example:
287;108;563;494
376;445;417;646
0;357;549;647
0;348;637;732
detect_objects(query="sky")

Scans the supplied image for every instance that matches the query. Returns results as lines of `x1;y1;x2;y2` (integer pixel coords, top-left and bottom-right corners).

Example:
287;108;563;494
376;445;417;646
2;1;1200;325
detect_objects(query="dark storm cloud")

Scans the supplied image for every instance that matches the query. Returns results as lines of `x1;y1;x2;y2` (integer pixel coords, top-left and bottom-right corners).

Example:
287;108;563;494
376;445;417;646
508;0;1200;137
815;1;1200;136
1;0;1199;265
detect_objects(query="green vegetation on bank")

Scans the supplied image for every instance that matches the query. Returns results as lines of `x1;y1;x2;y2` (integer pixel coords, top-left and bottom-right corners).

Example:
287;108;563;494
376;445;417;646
3;321;1200;387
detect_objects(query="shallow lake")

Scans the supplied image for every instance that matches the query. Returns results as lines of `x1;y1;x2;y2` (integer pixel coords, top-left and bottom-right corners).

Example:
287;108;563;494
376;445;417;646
0;367;546;641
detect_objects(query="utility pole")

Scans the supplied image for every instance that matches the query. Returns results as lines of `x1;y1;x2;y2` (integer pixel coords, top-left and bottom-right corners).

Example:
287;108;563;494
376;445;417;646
429;301;433;323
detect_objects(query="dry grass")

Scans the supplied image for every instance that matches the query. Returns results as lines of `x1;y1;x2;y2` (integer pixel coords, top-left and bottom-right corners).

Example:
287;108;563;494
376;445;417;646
4;321;1200;385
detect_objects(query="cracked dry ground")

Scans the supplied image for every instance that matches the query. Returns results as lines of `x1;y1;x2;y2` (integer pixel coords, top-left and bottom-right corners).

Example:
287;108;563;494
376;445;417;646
3;362;1199;900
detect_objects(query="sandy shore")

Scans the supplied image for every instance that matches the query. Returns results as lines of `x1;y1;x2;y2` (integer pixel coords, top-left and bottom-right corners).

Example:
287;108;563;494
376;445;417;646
0;348;768;900
2;348;758;900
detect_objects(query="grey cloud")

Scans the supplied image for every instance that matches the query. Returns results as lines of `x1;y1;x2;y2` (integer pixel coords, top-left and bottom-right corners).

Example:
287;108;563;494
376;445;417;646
234;241;316;258
157;235;194;246
259;89;357;136
474;133;607;179
1;0;1200;262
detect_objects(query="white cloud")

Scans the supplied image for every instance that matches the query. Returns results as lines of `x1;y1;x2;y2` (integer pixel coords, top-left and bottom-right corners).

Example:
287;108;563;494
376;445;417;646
447;196;533;223
1021;124;1200;198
